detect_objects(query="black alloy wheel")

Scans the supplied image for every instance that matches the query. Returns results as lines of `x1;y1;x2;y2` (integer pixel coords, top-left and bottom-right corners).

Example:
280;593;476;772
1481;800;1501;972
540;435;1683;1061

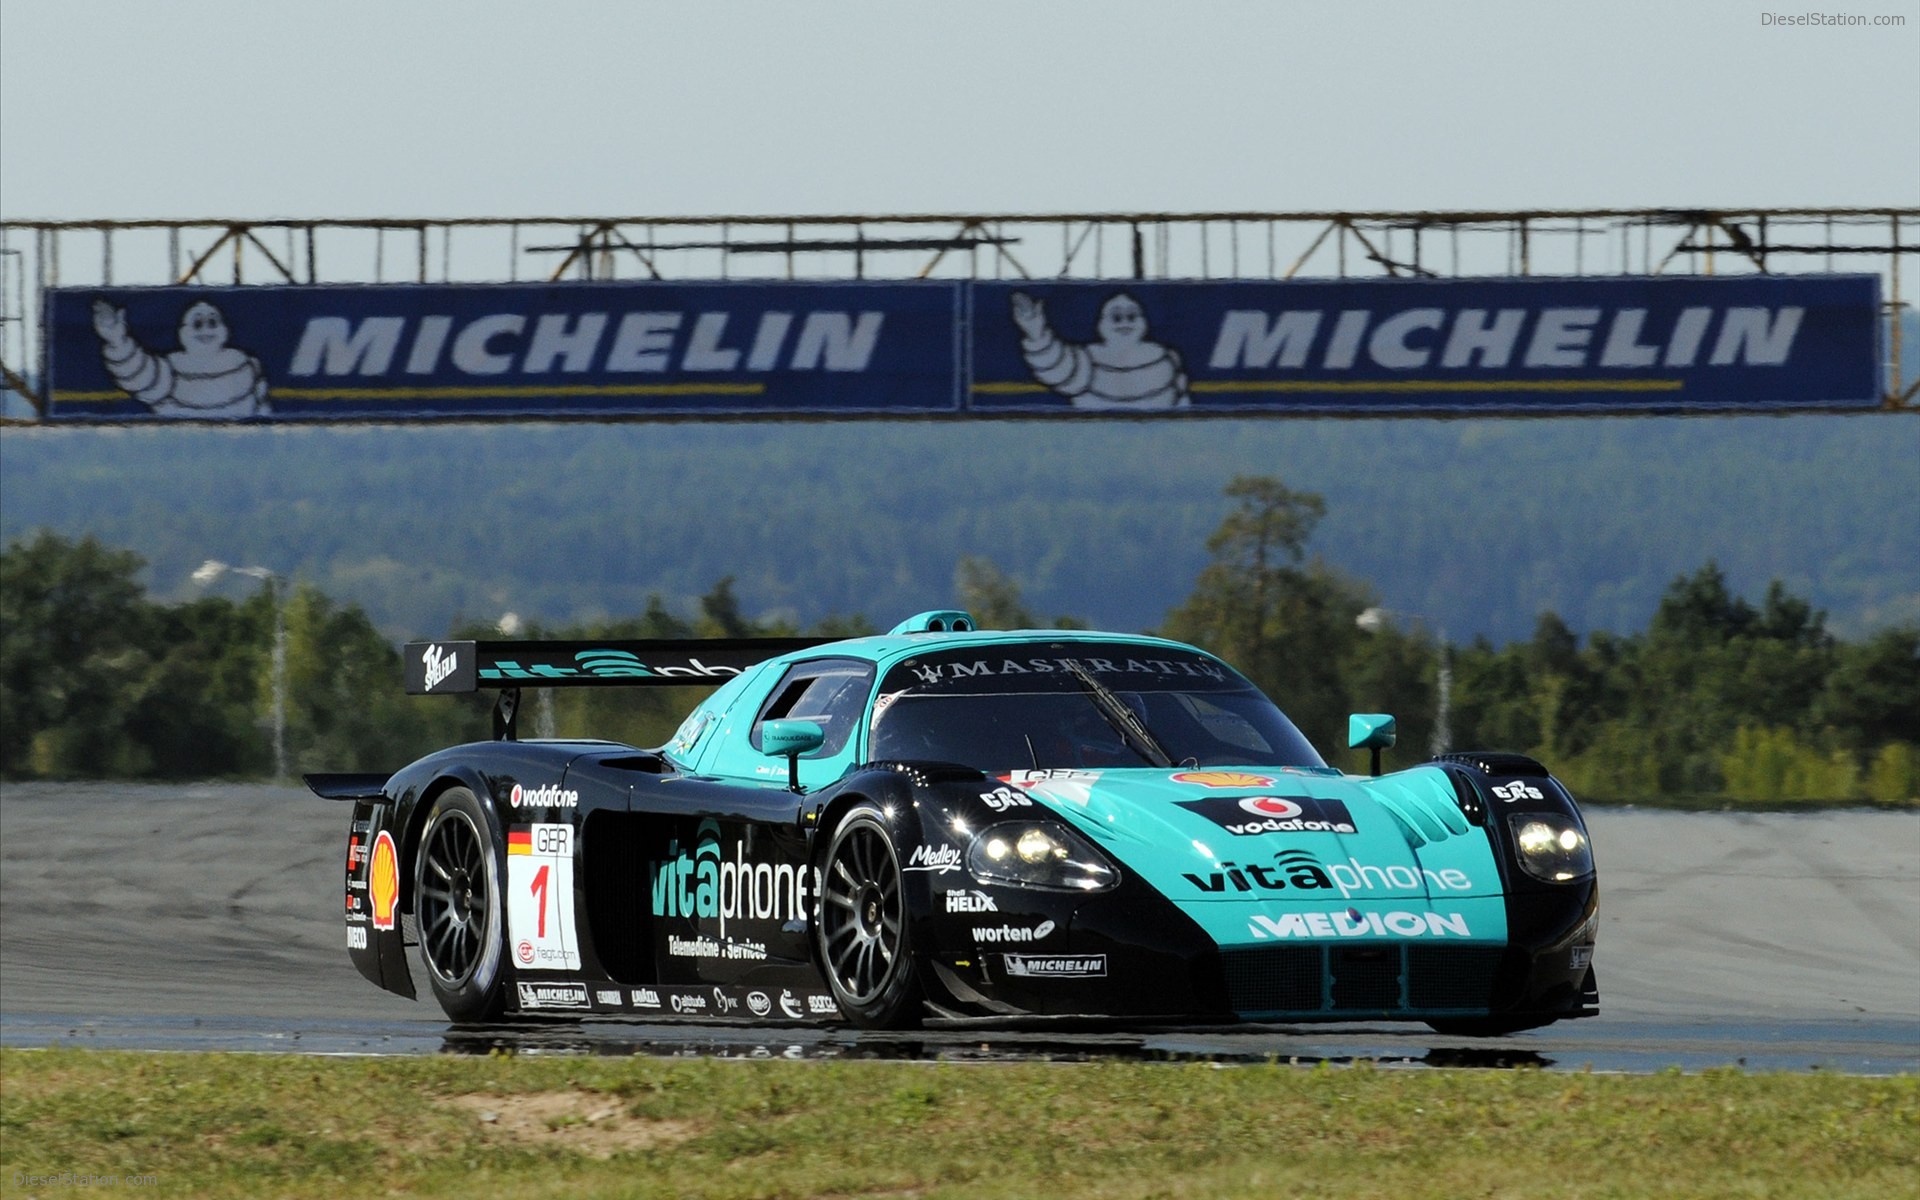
817;807;922;1029
415;787;507;1022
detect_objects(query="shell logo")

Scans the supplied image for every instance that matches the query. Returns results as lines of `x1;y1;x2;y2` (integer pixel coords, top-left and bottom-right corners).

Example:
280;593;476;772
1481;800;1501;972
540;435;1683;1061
369;830;400;932
1169;770;1276;789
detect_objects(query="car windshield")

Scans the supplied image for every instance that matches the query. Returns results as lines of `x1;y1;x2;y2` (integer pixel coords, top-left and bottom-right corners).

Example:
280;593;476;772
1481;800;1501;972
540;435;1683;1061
867;643;1327;771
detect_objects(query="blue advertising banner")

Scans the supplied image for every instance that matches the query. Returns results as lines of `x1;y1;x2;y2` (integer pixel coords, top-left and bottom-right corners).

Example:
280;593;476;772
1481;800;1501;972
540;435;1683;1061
969;275;1881;414
45;281;964;420
43;274;1878;420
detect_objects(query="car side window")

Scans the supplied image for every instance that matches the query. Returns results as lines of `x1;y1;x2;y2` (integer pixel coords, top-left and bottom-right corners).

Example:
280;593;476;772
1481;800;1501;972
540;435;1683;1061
1165;692;1274;756
749;659;874;758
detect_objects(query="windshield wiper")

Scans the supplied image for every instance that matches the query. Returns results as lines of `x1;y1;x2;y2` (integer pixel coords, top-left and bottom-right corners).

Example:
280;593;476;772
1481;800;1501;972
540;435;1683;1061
1062;660;1175;768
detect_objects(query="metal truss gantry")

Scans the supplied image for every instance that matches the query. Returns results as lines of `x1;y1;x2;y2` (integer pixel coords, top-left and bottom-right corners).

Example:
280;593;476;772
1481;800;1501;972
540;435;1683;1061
3;207;1914;415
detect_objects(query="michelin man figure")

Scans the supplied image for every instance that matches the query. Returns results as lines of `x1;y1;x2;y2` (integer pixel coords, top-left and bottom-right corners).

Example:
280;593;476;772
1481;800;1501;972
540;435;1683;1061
1009;290;1189;409
91;299;270;417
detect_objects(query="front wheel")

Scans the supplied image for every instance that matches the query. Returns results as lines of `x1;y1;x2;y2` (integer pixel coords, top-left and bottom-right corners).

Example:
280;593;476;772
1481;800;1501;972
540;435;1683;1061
415;787;507;1022
815;807;922;1029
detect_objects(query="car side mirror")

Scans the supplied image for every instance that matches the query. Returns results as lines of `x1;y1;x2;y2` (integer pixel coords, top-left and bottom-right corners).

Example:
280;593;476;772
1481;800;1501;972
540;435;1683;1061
1348;713;1397;777
760;719;825;792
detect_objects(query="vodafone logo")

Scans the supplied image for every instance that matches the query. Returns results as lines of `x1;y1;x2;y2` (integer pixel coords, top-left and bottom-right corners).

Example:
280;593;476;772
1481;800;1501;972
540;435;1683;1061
1177;795;1359;837
509;782;579;809
1238;796;1304;819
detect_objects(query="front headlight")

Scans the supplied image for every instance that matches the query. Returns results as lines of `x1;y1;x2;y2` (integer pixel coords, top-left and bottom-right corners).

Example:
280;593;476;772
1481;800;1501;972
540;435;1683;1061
967;821;1119;892
1508;813;1594;883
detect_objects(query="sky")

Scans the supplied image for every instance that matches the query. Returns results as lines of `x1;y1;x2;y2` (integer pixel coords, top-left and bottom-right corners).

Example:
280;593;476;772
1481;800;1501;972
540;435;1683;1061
0;1;1915;638
2;1;1916;221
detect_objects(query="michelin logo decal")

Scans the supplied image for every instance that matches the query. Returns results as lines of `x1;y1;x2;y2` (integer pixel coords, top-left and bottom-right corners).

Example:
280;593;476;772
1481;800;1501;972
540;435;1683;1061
91;299;268;418
1204;304;1806;373
290;310;885;378
1010;290;1189;409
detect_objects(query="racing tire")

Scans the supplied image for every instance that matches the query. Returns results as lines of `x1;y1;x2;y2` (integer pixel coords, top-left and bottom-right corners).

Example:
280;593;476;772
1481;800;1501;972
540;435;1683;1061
816;806;923;1030
414;786;507;1023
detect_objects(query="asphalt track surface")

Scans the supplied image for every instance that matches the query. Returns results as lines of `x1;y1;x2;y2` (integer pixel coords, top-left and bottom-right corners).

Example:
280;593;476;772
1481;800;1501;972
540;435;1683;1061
2;782;1915;1073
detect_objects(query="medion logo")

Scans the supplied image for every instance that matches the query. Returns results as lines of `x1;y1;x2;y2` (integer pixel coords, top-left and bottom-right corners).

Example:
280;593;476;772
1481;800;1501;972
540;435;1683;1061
1247;910;1472;940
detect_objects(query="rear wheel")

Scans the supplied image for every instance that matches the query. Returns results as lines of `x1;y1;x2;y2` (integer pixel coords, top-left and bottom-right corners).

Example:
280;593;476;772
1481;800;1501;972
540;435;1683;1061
816;807;922;1029
415;787;507;1022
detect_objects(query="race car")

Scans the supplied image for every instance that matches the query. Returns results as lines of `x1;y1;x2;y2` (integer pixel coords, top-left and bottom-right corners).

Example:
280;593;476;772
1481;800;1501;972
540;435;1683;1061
307;611;1598;1033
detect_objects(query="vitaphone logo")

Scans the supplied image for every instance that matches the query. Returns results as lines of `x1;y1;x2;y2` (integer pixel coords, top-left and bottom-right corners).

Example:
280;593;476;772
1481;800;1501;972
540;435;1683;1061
288;310;887;379
1176;795;1357;836
1184;849;1473;898
650;820;816;938
482;649;746;682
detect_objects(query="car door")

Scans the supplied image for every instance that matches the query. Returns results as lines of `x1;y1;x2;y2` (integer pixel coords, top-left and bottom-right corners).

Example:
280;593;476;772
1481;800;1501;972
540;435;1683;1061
642;657;876;995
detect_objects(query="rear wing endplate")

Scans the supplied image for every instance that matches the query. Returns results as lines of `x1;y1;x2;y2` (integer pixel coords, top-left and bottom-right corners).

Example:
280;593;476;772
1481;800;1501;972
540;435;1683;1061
402;637;831;740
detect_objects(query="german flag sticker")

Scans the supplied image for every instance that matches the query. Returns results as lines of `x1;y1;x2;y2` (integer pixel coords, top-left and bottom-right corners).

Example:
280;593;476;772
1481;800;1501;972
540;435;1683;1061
507;827;532;855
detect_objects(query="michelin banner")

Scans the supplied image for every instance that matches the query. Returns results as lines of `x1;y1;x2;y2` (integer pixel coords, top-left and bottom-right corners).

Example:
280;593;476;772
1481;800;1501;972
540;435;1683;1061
46;282;966;420
44;275;1879;420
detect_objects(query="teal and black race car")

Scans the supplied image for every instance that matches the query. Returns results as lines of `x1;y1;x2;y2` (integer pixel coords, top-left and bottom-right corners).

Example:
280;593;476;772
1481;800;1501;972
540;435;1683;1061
308;612;1598;1033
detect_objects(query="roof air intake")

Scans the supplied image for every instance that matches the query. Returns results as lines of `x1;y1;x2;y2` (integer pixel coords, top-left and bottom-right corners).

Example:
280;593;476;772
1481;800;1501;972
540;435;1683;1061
888;610;977;635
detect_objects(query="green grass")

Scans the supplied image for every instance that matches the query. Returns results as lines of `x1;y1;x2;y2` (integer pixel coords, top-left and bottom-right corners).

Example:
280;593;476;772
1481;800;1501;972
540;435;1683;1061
1;1049;1915;1198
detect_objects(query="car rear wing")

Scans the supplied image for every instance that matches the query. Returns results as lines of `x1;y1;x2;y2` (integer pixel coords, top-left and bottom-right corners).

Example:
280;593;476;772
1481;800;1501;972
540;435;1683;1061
403;637;830;740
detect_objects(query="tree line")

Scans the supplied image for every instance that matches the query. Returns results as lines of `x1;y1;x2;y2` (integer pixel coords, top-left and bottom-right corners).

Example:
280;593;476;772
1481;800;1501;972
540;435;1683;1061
3;483;1915;805
6;415;1915;651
